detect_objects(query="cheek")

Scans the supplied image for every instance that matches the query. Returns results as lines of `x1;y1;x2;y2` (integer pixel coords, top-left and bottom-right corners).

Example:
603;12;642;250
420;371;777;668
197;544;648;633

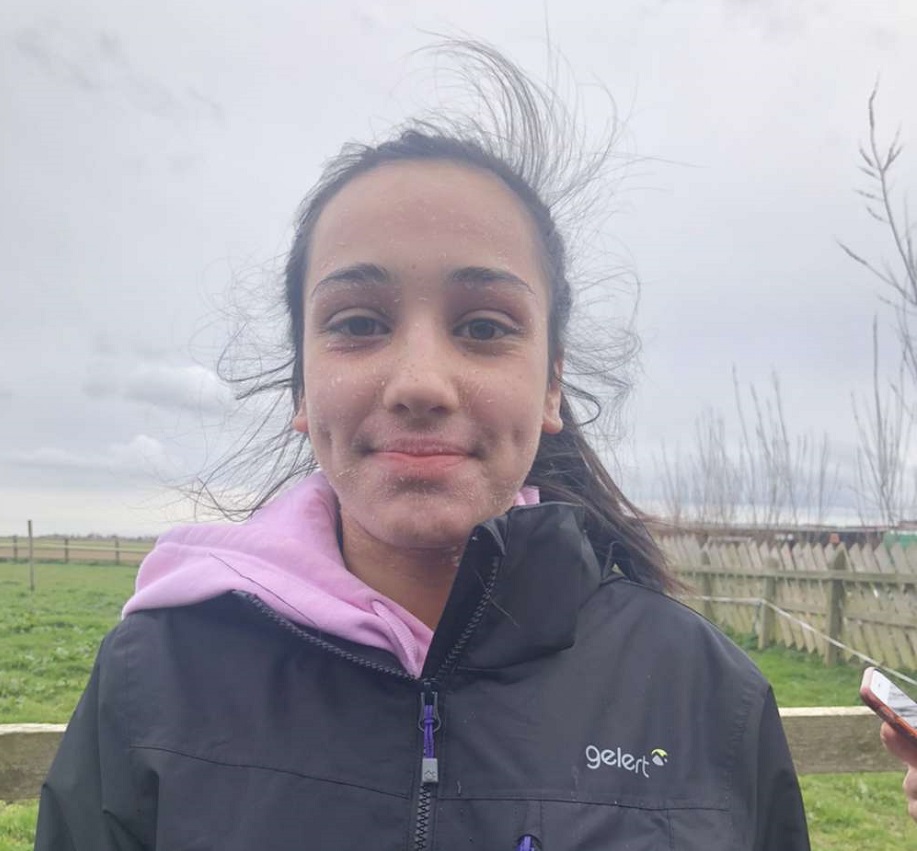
299;384;350;447
510;418;546;463
491;377;552;446
302;353;375;412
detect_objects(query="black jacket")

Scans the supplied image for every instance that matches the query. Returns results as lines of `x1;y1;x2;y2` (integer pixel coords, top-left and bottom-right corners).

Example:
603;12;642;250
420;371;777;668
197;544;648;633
35;503;810;850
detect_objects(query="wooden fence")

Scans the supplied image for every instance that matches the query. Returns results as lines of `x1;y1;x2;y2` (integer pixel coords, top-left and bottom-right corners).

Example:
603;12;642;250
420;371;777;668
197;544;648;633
0;536;154;567
661;535;917;672
0;709;903;801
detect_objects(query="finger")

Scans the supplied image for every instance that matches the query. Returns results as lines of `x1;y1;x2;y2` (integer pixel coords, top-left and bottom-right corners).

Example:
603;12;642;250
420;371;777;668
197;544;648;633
905;765;917;796
880;723;917;767
906;768;917;822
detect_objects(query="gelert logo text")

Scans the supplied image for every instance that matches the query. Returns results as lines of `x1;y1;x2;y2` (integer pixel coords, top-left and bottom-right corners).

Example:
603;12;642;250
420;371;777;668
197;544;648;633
585;744;669;777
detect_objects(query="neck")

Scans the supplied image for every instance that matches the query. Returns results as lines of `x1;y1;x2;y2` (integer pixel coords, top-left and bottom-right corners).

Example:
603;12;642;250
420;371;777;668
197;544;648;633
340;519;465;630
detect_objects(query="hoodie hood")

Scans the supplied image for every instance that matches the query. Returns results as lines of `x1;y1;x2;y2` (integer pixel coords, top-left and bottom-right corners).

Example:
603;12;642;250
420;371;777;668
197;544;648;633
124;473;539;678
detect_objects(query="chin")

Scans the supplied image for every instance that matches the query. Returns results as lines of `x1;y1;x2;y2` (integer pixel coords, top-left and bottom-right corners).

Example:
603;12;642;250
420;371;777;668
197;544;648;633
341;480;519;553
375;500;497;551
384;515;477;551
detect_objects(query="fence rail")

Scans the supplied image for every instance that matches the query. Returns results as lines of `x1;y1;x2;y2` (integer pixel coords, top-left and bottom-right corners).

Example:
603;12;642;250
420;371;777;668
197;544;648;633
0;709;901;801
662;535;917;672
0;537;154;566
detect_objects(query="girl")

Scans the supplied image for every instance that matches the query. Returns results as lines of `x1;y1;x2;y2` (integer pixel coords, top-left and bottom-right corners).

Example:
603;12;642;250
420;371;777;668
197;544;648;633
35;42;810;850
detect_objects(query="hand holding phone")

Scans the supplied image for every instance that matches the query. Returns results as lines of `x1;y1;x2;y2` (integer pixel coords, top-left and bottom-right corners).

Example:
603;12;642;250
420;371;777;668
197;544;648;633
863;669;917;823
881;723;917;823
860;667;917;746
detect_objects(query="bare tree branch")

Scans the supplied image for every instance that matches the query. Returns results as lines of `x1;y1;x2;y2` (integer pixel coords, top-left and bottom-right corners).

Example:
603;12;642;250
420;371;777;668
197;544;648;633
851;318;915;525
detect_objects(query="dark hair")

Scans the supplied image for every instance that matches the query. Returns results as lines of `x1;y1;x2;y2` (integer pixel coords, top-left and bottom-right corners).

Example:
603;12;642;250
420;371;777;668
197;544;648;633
205;40;673;592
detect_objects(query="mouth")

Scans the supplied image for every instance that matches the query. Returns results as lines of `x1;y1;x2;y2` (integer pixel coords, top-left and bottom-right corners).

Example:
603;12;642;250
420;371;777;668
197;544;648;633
369;438;474;474
375;439;472;457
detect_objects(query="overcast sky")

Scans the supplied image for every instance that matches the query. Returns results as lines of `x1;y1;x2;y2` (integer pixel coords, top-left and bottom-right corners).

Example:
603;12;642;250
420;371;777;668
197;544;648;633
2;0;916;536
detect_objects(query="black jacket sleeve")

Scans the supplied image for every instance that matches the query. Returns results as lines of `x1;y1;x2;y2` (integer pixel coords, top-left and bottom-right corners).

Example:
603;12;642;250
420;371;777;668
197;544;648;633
34;636;146;851
742;687;811;851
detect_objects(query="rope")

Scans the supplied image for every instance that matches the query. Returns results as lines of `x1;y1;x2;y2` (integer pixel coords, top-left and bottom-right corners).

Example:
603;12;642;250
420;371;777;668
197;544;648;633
685;594;917;688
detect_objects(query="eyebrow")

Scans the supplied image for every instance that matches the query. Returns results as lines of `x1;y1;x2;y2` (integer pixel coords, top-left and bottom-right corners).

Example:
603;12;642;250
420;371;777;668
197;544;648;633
311;262;535;297
311;263;391;296
448;266;535;294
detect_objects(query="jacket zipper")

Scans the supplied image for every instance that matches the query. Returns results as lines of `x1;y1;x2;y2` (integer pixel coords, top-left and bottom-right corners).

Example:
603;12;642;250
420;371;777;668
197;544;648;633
238;593;414;681
412;549;502;851
238;541;503;851
419;683;441;785
413;681;440;851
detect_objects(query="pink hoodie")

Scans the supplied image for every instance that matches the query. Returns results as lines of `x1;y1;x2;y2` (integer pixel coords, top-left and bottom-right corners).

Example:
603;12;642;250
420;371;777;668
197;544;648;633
123;473;539;678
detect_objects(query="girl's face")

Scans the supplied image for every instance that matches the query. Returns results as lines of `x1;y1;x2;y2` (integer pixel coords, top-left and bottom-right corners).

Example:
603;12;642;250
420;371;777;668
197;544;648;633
294;160;563;553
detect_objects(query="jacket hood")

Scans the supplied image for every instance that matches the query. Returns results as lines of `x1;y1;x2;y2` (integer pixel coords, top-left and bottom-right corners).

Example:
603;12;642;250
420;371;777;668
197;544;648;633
124;473;540;678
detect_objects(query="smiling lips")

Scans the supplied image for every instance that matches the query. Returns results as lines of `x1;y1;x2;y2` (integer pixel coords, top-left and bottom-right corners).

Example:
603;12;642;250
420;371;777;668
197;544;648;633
372;439;472;473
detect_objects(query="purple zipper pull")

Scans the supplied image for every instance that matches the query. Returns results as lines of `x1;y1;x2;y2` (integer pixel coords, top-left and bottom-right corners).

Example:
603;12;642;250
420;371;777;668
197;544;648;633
516;835;539;851
419;685;440;785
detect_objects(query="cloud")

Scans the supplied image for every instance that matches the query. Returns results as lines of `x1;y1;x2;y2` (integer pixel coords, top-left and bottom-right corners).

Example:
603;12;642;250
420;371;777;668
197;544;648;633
6;434;175;479
352;5;387;32
84;356;233;415
14;25;101;91
13;23;224;125
186;87;225;123
351;1;420;32
721;0;810;37
123;363;233;413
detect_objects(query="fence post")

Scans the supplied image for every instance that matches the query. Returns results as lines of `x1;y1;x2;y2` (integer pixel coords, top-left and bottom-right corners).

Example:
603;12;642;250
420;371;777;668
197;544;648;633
758;565;777;651
64;537;69;564
114;536;120;565
824;547;848;666
12;535;17;563
28;520;35;593
699;550;713;621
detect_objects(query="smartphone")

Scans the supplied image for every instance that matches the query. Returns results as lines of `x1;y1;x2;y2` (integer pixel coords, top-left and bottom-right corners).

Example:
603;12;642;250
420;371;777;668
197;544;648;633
859;667;917;745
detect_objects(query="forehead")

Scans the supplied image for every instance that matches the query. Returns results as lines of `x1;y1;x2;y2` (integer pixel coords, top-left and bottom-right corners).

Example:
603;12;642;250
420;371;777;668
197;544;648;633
306;160;546;285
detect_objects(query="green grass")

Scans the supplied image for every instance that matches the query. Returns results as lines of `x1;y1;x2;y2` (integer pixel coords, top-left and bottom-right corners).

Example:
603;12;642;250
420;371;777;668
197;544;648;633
0;563;135;851
800;773;913;850
735;632;868;707
734;630;915;848
0;563;136;724
0;566;914;849
0;801;36;851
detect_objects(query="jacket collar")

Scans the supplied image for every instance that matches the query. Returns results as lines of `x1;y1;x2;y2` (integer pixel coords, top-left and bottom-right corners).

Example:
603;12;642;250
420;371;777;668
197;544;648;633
423;502;604;675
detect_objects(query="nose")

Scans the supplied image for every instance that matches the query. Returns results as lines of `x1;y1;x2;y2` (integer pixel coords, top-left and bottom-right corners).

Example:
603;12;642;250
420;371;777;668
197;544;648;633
380;322;460;418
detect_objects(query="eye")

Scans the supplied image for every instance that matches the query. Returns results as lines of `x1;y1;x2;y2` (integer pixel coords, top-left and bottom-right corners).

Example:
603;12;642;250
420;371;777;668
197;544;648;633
327;314;390;337
455;317;514;341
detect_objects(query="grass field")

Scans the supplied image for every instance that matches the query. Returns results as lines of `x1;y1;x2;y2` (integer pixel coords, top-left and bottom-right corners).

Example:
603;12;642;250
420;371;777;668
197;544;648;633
0;563;136;724
733;635;915;849
0;562;913;849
